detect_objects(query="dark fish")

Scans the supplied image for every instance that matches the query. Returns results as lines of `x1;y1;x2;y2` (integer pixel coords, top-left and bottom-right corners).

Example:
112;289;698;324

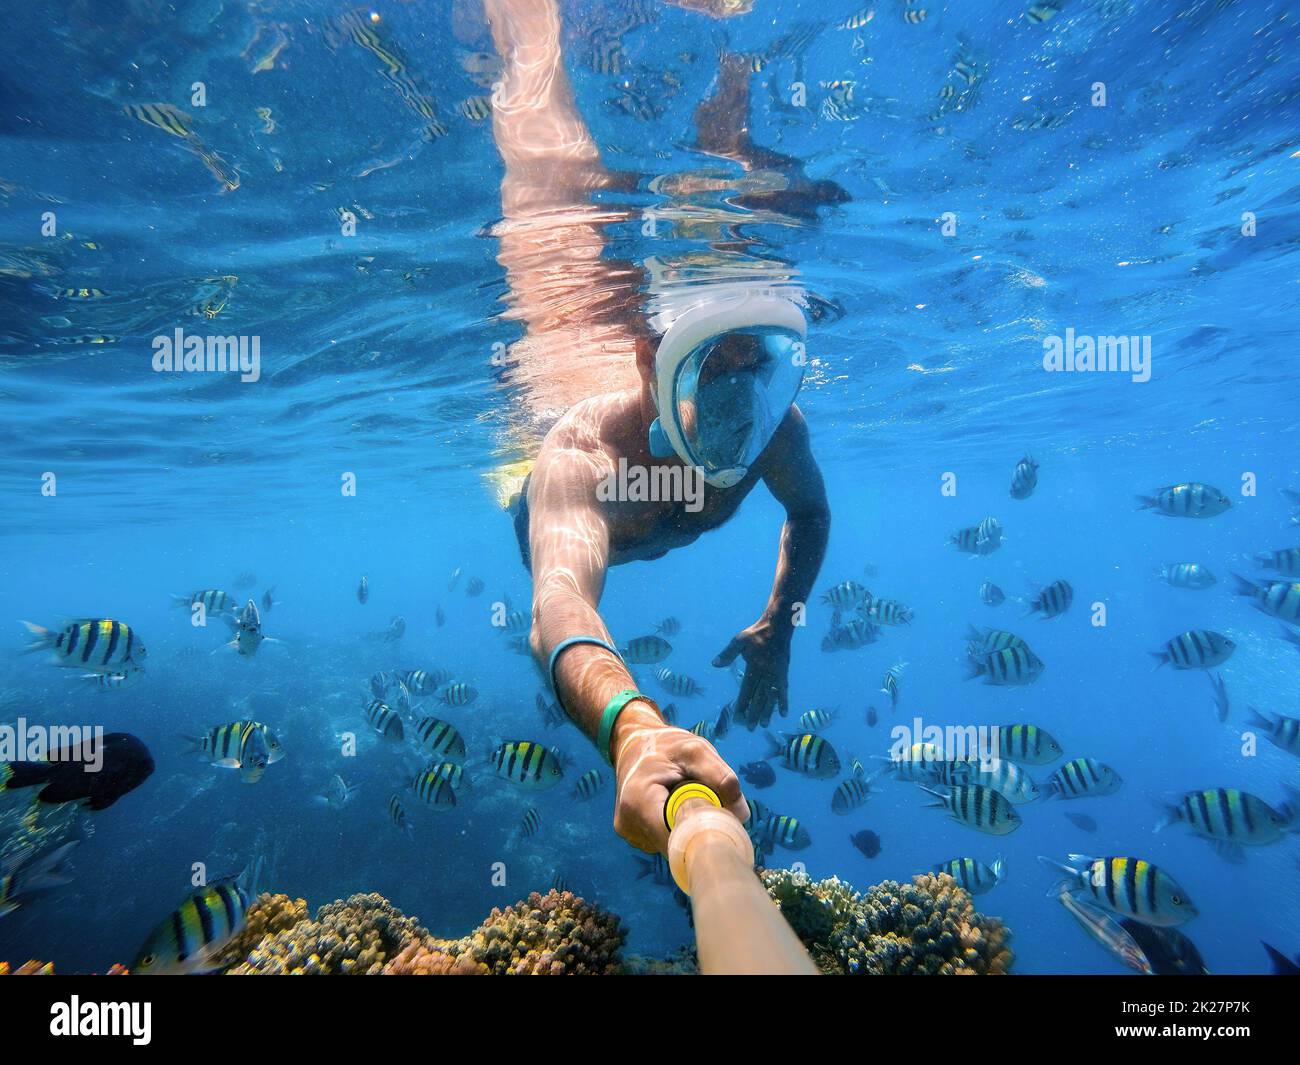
849;829;881;859
1;732;154;810
261;587;276;612
866;706;878;727
739;761;776;788
1122;921;1210;975
1065;812;1098;832
1261;942;1300;975
357;575;369;604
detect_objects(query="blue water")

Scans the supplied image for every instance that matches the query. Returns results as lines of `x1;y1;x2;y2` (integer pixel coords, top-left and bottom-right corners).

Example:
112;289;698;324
1;0;1298;974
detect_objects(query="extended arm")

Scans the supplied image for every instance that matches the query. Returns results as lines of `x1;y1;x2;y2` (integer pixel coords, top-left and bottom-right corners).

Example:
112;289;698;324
528;434;748;852
714;405;830;727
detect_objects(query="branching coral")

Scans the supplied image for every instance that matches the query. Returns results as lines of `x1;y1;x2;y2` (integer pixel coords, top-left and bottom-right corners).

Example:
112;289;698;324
760;869;1013;975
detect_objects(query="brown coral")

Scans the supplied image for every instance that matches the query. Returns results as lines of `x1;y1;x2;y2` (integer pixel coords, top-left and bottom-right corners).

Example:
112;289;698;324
214;892;309;969
225;888;625;976
452;890;625;975
228;892;429;975
760;868;1013;975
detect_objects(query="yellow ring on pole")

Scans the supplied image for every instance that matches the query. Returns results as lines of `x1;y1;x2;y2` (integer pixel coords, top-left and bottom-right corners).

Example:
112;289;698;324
664;781;722;832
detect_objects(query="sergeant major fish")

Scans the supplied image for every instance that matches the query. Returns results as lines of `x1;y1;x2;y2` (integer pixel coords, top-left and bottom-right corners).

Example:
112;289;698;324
490;741;564;790
1232;574;1300;622
131;861;261;973
1010;454;1038;499
920;784;1022;835
1044;757;1122;799
1150;629;1235;670
1135;482;1231;518
1039;854;1196;927
21;618;147;674
1158;563;1216;590
932;856;1005;895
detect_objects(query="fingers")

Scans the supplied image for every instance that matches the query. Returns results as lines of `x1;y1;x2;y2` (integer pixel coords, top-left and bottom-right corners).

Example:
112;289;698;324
678;742;749;826
777;673;789;719
711;637;744;669
734;665;759;728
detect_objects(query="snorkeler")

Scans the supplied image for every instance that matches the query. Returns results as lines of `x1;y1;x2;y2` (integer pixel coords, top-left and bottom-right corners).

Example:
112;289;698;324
483;0;833;855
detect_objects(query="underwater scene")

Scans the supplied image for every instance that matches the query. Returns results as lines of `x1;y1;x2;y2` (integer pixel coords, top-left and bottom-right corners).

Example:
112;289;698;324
0;0;1298;978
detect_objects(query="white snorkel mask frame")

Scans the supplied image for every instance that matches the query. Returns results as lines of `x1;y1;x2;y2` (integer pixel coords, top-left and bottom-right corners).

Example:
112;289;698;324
648;293;808;489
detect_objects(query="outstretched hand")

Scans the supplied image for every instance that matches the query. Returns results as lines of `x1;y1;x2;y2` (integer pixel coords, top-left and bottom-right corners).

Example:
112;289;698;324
713;617;791;729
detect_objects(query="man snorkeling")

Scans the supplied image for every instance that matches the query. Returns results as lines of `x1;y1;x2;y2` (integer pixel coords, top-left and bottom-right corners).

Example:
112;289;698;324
483;0;833;854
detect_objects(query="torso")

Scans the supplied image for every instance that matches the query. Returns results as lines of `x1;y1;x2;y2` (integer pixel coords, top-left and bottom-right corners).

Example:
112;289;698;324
542;390;767;565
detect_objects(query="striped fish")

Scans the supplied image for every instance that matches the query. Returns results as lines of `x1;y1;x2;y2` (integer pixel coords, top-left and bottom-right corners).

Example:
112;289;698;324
572;768;604;801
620;634;672;664
1039;855;1197;927
1009;454;1038;499
184;720;282;783
1044;757;1122;799
398;668;453;695
497;610;528;635
799;707;837;732
59;287;108;298
440;682;478;707
831;773;877;814
1157;788;1293;847
995;724;1062;765
966;624;1028;657
821;580;872;608
1150;629;1235;670
518;806;542;839
932;856;1005;895
887;742;970;783
456;95;492;122
363;700;404;742
902;6;927;23
1025;579;1073;619
980;581;1005;606
424;761;468;790
965;644;1044;685
1135;483;1231;518
762;814;811;850
922;784;1021;835
1024;2;1061;24
837;7;875;30
491;741;564;790
410;769;457;810
1158;563;1216;589
767;732;841;779
961;758;1038;804
465;577;485;597
21;619;147;674
1246;707;1300;757
413;716;465;759
123;102;194;138
655;668;704;698
881;662;905;706
867;599;913;625
388;793;411;834
1254;547;1300;576
654;616;681;637
951;517;1003;555
821;616;880;652
1232;574;1300;621
130;862;259;973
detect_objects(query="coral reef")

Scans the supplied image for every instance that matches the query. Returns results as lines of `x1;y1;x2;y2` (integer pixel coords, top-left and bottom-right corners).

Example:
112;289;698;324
760;868;1013;975
448;890;625;975
214;892;309;969
228;888;625;976
228;892;429;975
0;961;127;975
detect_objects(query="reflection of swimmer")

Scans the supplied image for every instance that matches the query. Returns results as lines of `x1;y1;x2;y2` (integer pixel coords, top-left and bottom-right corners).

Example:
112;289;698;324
484;0;831;857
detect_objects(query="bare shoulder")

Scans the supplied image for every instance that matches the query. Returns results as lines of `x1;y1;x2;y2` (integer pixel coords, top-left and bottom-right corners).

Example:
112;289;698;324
538;392;639;460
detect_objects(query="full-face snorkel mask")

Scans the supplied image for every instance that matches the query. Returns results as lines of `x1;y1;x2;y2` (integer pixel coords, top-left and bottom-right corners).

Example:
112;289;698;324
647;294;807;488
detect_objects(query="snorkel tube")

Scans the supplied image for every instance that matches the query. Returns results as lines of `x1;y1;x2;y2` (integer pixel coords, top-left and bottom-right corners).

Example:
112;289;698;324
648;293;807;488
664;782;819;975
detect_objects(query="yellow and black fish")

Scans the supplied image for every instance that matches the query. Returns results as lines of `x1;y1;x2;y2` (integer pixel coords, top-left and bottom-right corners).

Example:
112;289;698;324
491;741;564;790
131;861;260;973
21;619;146;674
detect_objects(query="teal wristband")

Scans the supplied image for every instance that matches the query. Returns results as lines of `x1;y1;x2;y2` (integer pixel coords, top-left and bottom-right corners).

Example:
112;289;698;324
547;635;622;704
598;689;653;766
